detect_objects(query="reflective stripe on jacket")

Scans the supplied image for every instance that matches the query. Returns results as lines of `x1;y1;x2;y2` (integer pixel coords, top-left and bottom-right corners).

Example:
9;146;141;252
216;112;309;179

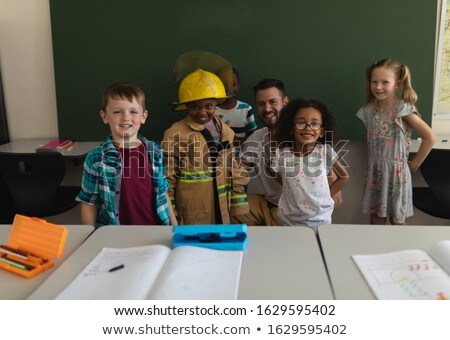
162;115;249;225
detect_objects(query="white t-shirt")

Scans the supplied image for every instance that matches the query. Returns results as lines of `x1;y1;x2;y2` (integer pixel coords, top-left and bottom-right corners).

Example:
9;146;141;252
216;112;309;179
215;100;257;139
240;127;282;205
271;144;337;228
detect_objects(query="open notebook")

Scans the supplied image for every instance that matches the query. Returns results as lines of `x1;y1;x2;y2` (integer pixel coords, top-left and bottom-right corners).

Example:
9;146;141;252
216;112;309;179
56;245;243;300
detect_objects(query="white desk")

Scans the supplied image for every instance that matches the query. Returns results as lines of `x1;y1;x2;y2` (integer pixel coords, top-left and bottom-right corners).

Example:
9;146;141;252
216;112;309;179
0;224;94;299
318;224;450;299
0;138;100;159
29;226;334;300
410;135;450;153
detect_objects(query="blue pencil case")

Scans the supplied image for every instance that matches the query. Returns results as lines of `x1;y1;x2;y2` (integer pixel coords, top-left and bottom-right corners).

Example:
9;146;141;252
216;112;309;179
172;224;247;250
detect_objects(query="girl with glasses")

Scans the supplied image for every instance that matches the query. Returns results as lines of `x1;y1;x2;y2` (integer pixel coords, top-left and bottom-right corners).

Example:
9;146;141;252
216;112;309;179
271;98;349;229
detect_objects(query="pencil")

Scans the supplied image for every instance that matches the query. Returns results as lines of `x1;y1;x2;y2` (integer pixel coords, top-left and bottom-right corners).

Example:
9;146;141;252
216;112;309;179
0;257;28;271
0;247;28;260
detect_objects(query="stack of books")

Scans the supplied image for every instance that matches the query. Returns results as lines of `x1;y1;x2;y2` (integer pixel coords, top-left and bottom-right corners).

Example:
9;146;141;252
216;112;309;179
36;139;77;153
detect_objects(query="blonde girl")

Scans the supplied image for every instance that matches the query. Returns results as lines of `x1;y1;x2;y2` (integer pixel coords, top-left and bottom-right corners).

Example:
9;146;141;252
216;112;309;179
356;59;435;225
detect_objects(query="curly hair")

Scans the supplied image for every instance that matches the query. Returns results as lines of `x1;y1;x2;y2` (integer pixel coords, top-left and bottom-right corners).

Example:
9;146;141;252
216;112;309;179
275;98;337;147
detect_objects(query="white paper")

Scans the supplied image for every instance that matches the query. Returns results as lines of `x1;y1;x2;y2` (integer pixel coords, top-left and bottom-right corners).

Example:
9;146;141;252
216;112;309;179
55;245;243;300
353;249;450;300
56;245;170;299
148;246;243;299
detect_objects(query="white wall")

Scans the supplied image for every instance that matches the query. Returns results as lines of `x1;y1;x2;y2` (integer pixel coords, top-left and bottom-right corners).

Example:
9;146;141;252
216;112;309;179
431;118;450;135
0;0;58;140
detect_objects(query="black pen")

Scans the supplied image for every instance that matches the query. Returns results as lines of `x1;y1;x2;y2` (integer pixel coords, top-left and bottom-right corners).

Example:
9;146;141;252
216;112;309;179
109;264;125;272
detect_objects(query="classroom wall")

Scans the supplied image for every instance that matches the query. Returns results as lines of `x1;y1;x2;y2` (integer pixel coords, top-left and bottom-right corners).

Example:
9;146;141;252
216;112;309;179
0;0;58;140
0;1;448;229
432;119;450;135
0;1;445;143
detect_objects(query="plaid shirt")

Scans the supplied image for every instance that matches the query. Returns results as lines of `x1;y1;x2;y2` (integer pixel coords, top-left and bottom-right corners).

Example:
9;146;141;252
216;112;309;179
76;135;170;227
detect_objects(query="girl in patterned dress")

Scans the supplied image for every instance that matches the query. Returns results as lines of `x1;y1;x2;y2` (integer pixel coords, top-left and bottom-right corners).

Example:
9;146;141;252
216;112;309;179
357;59;435;225
271;99;349;229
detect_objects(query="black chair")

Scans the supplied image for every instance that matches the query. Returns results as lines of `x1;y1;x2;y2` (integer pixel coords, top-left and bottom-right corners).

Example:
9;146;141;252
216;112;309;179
0;173;14;223
413;148;450;219
0;152;80;223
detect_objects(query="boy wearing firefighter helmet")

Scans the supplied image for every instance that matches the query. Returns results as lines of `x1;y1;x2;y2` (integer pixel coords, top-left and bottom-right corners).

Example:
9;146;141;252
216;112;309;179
162;69;249;225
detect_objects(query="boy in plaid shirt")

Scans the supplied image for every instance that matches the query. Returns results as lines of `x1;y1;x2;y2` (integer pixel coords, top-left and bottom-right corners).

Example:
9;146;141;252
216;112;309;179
77;82;177;227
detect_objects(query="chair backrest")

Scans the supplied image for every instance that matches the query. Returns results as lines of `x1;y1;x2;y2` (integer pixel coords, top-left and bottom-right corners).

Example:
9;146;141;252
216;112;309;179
0;172;14;223
0;152;66;216
419;148;450;214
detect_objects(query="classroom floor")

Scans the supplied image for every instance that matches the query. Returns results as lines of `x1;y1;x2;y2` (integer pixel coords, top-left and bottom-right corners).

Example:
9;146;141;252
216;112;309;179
46;140;450;227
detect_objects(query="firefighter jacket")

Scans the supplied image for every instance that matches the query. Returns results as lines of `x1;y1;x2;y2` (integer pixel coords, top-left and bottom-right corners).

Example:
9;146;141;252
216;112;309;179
162;115;249;225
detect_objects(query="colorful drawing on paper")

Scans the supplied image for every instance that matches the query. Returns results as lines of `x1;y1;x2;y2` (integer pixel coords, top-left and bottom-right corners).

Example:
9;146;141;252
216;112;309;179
355;250;450;300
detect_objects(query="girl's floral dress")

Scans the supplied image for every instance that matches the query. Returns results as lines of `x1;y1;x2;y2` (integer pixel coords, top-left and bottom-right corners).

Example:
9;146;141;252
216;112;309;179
356;101;416;223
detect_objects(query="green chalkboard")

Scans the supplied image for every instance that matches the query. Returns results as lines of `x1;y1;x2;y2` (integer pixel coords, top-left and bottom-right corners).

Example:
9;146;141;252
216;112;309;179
50;0;437;141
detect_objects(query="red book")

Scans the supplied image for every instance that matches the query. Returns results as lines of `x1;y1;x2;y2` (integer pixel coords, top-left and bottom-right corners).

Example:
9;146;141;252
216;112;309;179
36;139;74;152
57;140;77;151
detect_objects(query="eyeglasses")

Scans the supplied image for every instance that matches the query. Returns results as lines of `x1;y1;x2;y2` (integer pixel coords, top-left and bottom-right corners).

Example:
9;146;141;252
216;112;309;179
294;122;323;131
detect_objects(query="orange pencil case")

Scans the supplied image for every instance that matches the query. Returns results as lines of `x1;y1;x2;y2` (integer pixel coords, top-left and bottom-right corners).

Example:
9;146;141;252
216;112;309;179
0;214;68;278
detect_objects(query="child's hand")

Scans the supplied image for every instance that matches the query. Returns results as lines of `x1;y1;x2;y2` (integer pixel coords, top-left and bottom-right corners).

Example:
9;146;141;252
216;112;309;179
408;160;419;173
328;170;343;207
332;193;343;208
216;114;231;126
